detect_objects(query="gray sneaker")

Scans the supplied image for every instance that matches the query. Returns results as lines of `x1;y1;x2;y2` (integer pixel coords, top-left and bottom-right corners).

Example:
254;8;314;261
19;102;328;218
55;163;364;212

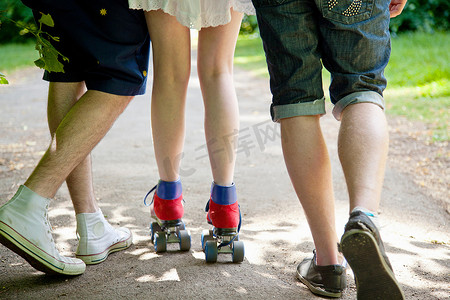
296;250;347;298
341;210;405;300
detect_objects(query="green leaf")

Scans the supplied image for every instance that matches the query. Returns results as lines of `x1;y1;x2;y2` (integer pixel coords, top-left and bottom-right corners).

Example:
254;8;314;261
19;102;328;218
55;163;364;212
34;57;46;69
0;72;8;85
1;12;67;73
38;13;55;28
39;37;66;73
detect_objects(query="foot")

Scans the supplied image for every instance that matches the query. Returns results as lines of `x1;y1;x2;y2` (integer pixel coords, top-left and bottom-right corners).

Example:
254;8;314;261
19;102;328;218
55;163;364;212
340;210;405;300
75;209;132;264
202;183;244;263
206;182;240;232
145;180;190;252
0;185;86;275
297;250;347;298
145;179;184;225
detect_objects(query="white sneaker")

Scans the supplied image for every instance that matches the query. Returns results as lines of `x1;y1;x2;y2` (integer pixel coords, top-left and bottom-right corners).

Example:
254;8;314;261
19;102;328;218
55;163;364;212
0;185;86;275
75;209;132;264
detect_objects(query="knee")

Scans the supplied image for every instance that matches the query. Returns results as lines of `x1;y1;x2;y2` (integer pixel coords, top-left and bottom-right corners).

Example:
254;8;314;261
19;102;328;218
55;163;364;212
341;102;385;122
153;63;190;90
197;57;233;83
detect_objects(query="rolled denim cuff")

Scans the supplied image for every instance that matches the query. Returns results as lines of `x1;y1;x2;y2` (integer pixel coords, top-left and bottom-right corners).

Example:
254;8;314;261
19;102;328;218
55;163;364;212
332;91;385;121
272;98;326;122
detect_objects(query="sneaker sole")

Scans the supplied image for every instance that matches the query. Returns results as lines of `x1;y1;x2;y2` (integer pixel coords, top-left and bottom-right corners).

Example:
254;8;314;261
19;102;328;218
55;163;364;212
296;268;342;298
0;221;85;275
341;229;405;300
76;232;133;265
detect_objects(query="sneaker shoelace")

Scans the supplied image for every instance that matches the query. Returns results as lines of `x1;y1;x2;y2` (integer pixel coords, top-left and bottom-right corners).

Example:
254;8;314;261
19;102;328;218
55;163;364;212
44;204;56;246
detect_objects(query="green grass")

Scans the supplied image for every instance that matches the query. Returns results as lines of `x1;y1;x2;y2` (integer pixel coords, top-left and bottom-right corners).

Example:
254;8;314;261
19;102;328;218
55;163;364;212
387;32;450;88
235;32;449;142
234;34;270;78
0;42;38;75
385;32;449;141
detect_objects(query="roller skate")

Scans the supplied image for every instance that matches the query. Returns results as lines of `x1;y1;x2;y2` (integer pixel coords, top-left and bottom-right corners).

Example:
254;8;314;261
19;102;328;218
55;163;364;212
144;179;191;253
201;182;244;263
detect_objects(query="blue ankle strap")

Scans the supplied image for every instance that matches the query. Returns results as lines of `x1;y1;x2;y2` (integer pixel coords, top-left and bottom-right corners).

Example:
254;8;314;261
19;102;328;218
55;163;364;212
143;180;182;206
156;179;182;200
210;182;237;205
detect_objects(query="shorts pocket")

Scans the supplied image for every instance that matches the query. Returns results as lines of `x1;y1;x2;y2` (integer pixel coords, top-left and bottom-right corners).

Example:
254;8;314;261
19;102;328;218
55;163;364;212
251;0;288;8
321;0;375;24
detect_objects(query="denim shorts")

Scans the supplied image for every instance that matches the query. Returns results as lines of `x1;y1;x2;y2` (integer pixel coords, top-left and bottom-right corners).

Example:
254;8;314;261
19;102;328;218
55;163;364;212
28;0;150;96
251;0;391;121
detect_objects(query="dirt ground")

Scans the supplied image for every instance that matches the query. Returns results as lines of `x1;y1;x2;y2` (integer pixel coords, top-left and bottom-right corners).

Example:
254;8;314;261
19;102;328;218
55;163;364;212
0;55;449;299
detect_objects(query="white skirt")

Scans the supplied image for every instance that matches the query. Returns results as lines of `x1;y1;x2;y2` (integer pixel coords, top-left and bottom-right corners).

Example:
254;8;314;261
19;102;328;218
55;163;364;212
129;0;256;30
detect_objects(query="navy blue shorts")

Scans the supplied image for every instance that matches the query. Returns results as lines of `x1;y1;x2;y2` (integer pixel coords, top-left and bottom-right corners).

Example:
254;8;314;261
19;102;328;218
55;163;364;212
27;0;150;96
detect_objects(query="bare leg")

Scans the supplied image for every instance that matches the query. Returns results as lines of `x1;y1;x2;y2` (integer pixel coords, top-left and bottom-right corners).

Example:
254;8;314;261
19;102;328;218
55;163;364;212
280;115;340;266
197;9;243;186
46;83;134;265
338;103;389;212
281;103;388;266
47;82;97;214
145;10;191;181
338;103;403;299
24;90;133;198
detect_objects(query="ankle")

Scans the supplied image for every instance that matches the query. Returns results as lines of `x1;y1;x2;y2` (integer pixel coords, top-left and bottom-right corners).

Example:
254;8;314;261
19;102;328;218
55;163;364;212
156;178;182;200
351;206;381;230
210;182;237;205
76;209;109;237
22;182;55;199
74;205;99;214
153;179;184;221
315;248;343;266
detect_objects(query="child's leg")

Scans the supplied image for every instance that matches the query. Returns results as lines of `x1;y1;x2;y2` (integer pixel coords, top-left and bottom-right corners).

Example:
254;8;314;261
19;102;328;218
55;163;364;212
197;11;245;263
197;9;243;186
145;10;191;182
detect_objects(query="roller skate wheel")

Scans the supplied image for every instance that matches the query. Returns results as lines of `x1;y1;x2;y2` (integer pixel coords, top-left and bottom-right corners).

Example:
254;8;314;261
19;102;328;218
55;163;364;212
201;229;214;251
178;230;191;251
204;240;218;263
178;221;186;231
150;222;161;244
232;240;245;263
154;232;167;253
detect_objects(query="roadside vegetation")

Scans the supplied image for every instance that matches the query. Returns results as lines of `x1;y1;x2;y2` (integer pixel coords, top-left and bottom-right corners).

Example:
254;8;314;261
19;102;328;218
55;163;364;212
0;42;37;72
